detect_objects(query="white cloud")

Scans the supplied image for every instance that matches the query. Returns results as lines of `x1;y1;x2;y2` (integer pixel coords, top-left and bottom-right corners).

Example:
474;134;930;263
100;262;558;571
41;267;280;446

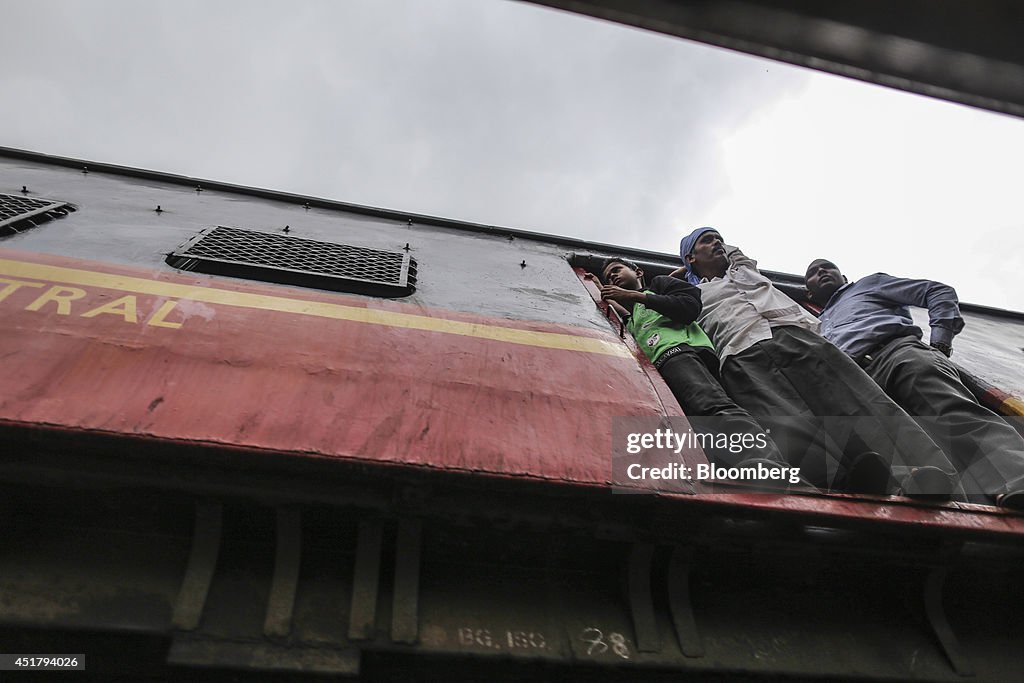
710;75;1024;309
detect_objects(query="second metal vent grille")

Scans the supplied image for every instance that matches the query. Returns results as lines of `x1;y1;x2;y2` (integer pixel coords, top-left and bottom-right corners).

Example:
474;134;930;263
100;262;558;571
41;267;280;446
166;226;417;297
0;193;76;236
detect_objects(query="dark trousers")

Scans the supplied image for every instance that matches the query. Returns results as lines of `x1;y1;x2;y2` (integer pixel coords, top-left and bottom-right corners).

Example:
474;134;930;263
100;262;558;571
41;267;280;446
864;335;1024;503
720;326;958;491
657;345;784;467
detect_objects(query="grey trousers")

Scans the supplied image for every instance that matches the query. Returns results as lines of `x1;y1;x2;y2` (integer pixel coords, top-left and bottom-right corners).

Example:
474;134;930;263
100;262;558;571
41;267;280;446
864;335;1024;503
720;326;958;492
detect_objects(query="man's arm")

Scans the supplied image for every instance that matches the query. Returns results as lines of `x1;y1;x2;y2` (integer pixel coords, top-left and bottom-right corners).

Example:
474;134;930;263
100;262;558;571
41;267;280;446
600;276;702;324
599;285;646;312
875;274;965;352
637;275;703;324
724;244;758;270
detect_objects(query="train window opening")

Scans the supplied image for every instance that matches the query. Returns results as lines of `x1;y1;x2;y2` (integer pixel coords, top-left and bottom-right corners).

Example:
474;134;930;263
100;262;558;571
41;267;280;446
166;225;417;297
0;192;76;237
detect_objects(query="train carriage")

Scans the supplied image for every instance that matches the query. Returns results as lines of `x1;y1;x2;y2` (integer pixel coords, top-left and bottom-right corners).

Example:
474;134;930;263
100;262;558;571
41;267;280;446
4;2;1024;680
1;145;1022;680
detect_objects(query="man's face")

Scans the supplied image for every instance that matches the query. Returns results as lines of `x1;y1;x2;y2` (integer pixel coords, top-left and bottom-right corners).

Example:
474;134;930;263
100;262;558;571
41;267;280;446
602;261;642;290
805;259;845;303
687;230;727;279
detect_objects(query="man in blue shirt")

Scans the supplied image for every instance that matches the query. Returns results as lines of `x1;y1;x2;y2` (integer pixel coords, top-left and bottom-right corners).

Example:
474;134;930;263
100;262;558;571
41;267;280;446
805;259;1024;508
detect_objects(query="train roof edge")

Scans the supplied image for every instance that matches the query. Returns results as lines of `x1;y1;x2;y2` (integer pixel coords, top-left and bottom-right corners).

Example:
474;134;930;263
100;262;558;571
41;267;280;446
3;145;1020;319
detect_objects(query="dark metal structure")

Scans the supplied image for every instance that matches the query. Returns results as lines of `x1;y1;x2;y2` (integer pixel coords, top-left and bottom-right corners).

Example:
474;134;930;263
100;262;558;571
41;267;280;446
525;0;1024;118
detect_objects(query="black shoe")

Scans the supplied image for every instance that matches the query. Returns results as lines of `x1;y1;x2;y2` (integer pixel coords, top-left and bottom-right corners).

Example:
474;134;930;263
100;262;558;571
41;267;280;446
995;490;1024;510
899;466;956;501
844;451;896;495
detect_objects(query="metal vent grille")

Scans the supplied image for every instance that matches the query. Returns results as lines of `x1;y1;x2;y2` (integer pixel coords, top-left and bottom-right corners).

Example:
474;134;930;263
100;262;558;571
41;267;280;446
167;226;417;297
0;193;76;236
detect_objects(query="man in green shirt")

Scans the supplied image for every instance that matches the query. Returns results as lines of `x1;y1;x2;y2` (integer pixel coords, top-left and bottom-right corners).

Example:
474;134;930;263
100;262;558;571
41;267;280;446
599;257;784;469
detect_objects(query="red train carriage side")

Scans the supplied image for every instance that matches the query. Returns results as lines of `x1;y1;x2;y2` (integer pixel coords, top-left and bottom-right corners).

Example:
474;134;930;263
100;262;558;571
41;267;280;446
2;149;1023;680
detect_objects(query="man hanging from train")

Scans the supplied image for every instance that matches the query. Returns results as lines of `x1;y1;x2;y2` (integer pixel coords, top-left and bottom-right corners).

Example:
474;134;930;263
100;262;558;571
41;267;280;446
804;258;1024;509
675;227;961;498
596;257;789;476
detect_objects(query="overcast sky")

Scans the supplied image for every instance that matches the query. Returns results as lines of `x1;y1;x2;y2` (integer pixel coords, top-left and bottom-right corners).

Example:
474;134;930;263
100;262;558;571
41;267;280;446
3;0;1023;310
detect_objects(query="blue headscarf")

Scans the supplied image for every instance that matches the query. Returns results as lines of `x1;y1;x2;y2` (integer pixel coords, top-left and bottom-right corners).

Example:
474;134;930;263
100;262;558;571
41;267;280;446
679;226;717;285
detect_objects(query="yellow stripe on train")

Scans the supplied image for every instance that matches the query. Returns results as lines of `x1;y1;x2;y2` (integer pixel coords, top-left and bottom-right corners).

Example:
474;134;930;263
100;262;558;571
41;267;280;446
0;258;631;358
